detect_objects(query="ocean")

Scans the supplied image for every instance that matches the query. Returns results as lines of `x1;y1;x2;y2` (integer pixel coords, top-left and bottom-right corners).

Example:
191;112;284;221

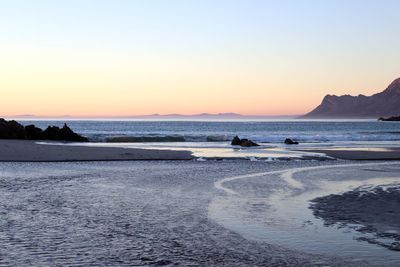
18;119;400;159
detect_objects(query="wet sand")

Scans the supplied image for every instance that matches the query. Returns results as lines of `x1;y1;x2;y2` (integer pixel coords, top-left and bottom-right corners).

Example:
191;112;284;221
1;142;400;265
0;160;352;266
298;147;400;160
0;140;193;161
210;161;400;266
311;183;400;251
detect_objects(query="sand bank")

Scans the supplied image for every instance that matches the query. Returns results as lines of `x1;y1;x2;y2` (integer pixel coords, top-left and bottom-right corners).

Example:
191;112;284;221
0;140;193;161
298;148;400;160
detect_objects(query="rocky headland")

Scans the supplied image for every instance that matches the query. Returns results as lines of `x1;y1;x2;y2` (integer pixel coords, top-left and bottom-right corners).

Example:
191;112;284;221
303;77;400;118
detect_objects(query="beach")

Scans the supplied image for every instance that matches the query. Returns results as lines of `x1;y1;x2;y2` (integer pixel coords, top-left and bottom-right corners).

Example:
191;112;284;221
2;139;400;162
4;0;400;265
0;140;193;161
1;159;399;266
0;160;370;266
1;119;400;266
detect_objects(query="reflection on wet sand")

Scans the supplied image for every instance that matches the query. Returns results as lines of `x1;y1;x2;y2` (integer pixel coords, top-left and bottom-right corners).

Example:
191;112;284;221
210;162;400;266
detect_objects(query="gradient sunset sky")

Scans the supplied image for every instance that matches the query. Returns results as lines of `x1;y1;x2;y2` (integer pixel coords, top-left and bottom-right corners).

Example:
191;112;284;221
1;0;400;117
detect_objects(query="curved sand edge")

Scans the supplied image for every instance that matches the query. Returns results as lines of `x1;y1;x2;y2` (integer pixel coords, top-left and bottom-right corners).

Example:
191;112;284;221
0;140;193;162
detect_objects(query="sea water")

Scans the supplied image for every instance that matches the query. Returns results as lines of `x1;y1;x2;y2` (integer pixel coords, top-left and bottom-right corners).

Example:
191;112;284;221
18;119;400;159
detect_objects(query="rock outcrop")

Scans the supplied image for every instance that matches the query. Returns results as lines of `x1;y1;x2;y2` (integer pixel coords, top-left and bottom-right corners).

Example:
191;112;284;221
231;136;242;146
303;78;400;118
43;124;89;142
284;138;299;145
0;119;88;142
379;116;400;121
0;119;26;139
25;125;43;140
231;136;259;147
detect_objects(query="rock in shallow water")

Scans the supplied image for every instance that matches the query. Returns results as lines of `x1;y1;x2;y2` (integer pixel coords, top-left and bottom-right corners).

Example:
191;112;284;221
284;138;299;145
231;136;242;145
379;116;400;121
230;136;259;147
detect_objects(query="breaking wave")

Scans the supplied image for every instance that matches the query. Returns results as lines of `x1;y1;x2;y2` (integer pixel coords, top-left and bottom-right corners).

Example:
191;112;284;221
92;132;400;143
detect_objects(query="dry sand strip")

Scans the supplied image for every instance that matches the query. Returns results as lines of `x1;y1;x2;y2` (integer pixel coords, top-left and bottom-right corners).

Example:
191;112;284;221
0;140;193;162
300;148;400;160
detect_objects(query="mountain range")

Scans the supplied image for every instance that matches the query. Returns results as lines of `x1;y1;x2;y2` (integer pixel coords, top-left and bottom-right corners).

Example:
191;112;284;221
303;77;400;118
9;113;296;120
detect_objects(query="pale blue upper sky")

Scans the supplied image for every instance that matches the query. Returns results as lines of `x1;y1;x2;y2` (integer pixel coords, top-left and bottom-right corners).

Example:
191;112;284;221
1;0;400;116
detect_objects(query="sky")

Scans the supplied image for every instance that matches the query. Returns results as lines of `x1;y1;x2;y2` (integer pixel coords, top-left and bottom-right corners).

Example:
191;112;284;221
1;0;400;117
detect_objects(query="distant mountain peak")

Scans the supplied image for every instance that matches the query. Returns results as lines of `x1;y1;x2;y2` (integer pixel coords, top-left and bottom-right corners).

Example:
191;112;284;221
137;112;244;118
384;77;400;94
389;77;400;86
303;77;400;118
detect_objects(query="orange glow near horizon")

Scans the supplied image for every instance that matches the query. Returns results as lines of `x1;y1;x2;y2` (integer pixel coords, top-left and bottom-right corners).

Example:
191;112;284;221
1;44;398;117
1;1;400;117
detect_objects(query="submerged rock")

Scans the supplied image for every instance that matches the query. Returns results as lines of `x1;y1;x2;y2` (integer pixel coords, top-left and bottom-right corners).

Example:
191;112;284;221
231;136;259;147
284;138;299;145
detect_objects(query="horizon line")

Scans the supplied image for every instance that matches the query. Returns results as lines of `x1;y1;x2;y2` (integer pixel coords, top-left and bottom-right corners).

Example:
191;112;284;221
3;113;301;119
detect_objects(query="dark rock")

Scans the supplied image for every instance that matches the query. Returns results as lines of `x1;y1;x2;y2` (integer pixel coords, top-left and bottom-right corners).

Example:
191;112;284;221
0;119;26;139
240;139;259;147
284;138;299;145
43;124;89;142
25;125;43;140
42;126;62;140
60;124;88;142
231;136;242;145
379;116;400;121
231;136;259;147
389;242;400;251
0;118;88;142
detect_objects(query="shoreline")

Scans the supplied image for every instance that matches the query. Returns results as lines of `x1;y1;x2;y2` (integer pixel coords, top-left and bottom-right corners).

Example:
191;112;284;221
298;148;400;160
2;139;400;162
0;140;193;162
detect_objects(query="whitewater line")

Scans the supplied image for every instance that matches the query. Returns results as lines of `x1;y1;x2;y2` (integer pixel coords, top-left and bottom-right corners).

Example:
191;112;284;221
214;161;400;195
